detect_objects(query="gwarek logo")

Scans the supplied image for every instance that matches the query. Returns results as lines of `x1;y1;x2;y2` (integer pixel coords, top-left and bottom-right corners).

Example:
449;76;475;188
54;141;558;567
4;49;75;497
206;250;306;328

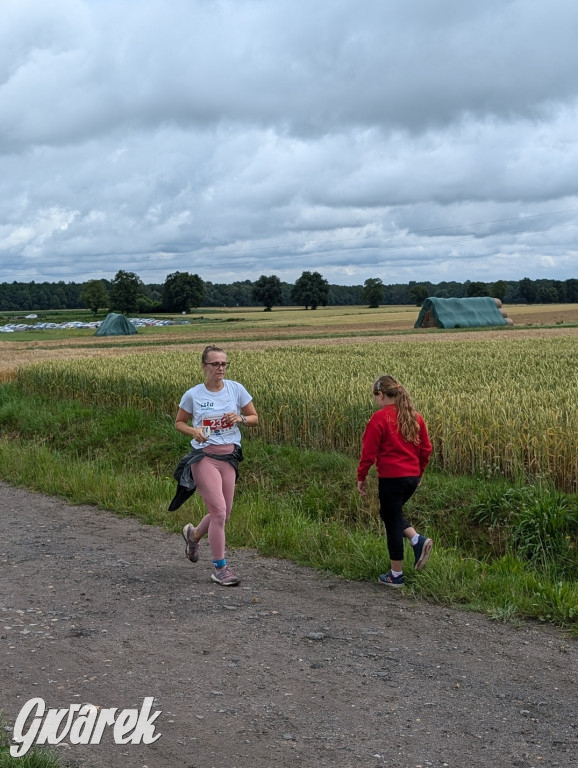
11;697;161;757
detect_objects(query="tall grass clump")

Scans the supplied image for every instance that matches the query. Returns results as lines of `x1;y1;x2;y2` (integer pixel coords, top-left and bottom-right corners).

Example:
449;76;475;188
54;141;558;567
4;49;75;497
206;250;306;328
473;484;578;578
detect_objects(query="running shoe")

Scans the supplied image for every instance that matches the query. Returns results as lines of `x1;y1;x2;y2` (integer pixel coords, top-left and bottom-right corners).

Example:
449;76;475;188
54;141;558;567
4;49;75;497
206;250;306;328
211;565;241;586
378;571;405;588
413;535;433;571
182;523;200;563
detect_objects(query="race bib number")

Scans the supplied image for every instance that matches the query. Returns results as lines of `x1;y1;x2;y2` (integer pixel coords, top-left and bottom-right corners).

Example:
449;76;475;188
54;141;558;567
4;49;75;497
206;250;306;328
202;415;233;434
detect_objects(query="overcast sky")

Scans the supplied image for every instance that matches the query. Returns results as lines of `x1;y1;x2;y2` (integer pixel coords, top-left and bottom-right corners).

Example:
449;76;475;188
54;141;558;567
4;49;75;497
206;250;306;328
1;0;578;287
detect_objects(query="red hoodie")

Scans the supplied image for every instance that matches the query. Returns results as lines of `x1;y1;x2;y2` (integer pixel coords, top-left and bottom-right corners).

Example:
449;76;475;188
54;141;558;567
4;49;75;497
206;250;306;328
357;404;432;481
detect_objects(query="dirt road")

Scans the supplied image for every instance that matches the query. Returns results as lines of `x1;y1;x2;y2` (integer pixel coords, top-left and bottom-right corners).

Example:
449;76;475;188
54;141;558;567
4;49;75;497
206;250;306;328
1;482;576;768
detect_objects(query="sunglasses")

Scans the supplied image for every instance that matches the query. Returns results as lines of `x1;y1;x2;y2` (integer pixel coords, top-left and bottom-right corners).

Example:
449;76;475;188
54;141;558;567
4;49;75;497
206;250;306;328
206;361;230;369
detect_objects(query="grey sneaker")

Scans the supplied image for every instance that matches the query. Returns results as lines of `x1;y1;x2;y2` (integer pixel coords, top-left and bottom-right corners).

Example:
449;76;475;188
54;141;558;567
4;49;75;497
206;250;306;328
413;535;433;571
211;564;241;586
182;524;200;563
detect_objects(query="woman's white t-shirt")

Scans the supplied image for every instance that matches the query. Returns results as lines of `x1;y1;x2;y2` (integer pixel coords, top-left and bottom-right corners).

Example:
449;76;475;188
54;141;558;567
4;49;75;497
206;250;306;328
179;380;252;449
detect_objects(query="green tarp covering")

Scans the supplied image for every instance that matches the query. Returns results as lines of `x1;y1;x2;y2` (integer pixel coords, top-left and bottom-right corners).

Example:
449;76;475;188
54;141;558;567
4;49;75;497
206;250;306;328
95;313;138;336
414;297;508;329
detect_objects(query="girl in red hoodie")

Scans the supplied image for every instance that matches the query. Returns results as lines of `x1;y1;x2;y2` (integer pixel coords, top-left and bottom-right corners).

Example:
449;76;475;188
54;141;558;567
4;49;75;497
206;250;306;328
357;375;433;587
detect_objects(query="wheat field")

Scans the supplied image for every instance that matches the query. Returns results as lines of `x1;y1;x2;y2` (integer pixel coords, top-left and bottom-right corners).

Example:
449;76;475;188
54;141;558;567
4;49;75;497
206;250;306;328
14;336;578;491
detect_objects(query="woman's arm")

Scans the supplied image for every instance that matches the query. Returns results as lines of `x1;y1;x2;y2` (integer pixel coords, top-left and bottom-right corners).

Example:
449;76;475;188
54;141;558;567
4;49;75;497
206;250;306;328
175;407;207;443
224;401;259;427
241;401;259;426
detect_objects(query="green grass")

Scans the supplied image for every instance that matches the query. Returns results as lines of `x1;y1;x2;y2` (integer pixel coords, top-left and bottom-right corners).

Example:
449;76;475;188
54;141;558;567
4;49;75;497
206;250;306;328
0;384;576;632
0;712;67;768
0;748;64;768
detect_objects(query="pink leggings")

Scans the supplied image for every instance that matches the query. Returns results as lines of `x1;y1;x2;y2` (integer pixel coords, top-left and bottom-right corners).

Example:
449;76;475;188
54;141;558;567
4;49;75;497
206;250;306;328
190;445;237;561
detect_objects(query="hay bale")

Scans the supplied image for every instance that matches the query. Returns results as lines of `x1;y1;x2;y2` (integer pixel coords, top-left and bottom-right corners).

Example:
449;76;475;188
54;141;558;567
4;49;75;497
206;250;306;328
421;309;436;328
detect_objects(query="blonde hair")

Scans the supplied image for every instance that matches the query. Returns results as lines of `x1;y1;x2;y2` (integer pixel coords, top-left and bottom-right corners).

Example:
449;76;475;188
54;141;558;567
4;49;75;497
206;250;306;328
373;375;420;444
201;345;225;364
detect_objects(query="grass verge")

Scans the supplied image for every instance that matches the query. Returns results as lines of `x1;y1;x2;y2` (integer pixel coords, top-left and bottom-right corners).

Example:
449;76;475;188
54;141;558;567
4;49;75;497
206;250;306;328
0;384;576;633
0;711;66;768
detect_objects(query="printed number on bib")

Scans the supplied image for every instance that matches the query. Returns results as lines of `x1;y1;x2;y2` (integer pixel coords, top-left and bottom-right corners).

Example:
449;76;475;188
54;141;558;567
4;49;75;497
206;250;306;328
202;416;232;433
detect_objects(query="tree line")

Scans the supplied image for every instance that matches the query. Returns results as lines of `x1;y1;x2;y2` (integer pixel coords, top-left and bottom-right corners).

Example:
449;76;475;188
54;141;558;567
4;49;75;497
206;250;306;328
1;271;578;314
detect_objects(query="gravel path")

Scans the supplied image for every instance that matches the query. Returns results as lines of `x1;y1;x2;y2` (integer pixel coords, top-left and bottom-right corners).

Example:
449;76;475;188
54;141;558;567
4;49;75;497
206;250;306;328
1;482;576;768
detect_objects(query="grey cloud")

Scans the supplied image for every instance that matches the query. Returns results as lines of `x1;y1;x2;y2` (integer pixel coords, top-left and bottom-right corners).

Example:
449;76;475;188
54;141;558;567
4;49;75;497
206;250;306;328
1;0;578;285
4;0;578;149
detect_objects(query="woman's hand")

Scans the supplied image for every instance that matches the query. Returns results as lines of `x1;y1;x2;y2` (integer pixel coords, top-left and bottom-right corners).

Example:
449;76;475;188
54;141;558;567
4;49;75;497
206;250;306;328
357;479;368;496
222;403;258;427
192;426;209;443
224;411;242;426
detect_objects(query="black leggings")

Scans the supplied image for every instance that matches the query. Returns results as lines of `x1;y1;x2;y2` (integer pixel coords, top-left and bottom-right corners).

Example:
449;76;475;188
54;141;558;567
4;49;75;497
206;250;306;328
378;476;420;562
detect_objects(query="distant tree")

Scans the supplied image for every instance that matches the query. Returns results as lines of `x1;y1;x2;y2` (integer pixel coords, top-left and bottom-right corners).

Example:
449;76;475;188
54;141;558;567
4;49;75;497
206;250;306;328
200;282;223;307
564;278;578;303
362;278;384;308
465;281;489;297
0;283;30;311
162;271;205;313
281;282;293;306
551;280;565;302
137;294;162;314
33;287;52;310
109;270;144;314
80;280;109;315
328;284;364;305
409;283;429;306
252;274;283;311
435;281;465;298
142;283;163;305
518;277;537;304
537;284;558;304
228;280;254;306
491;280;508;303
383;283;412;304
290;271;329;310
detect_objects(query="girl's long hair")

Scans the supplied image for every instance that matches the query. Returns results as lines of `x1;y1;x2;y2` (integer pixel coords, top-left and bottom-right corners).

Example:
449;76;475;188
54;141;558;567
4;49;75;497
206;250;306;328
373;375;420;444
